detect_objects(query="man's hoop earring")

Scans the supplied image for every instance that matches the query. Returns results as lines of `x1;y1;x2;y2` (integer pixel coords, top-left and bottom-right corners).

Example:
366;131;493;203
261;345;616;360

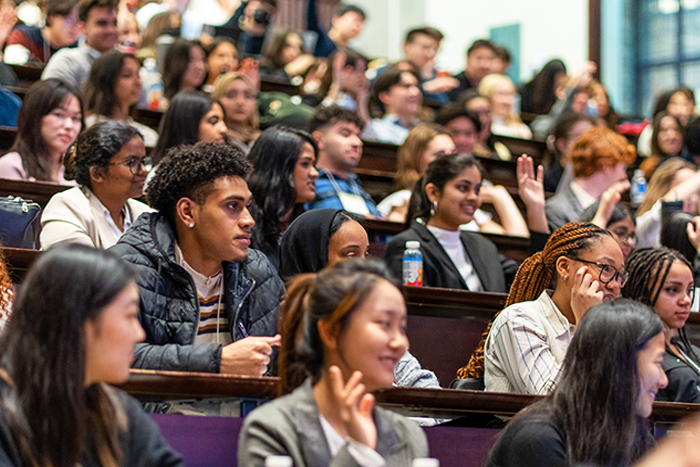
430;201;438;217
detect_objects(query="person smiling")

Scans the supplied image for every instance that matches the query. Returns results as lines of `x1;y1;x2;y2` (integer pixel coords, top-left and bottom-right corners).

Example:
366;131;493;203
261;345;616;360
362;66;423;145
150;91;228;166
0;244;184;466
239;259;428;466
0;78;83;183
485;299;666;467
622;247;700;403
84;51;159;147
41;121;151;250
110;142;284;388
457;222;625;394
42;0;119;90
279;209;441;393
385;153;520;292
247;126;319;271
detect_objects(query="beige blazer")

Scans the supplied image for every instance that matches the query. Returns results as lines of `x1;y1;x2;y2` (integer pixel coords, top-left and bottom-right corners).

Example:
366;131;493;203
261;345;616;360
40;186;153;250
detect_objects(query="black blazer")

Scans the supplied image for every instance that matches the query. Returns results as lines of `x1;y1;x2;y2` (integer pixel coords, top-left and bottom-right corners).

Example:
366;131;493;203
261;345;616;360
385;221;519;292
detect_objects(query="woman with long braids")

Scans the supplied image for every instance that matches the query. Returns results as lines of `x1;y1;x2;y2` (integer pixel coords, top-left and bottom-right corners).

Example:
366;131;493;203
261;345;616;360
622;247;700;403
456;222;626;394
485;300;666;467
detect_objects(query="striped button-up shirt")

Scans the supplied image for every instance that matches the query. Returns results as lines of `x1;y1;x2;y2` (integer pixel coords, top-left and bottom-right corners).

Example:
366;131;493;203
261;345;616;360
484;290;574;395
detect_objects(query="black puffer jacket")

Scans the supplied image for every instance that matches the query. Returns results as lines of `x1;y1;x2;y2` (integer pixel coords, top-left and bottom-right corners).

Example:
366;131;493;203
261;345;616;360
109;212;284;374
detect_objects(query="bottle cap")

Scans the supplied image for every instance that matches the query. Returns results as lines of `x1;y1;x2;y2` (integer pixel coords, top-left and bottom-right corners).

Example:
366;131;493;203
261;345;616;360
264;456;293;467
406;241;420;249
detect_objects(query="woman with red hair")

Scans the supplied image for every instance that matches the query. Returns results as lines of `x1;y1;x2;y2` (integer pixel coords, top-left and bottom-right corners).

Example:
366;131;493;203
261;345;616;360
545;126;636;232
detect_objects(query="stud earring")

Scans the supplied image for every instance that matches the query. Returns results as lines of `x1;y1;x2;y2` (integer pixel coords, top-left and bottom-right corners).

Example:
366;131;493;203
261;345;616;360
189;223;194;228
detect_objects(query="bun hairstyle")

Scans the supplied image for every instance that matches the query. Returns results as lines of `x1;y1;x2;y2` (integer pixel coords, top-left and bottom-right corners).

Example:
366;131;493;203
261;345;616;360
457;222;613;380
277;259;400;395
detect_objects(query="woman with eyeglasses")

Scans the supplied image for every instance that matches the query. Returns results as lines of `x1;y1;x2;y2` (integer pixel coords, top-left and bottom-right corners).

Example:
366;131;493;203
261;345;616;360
622;247;700;403
40;121;152;250
456;222;626;394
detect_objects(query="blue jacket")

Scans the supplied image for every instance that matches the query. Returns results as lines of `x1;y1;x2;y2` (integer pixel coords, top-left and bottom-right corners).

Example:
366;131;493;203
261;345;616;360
109;212;284;373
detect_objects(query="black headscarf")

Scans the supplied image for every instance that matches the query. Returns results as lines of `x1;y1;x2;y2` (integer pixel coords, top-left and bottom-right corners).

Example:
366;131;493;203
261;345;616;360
279;209;342;279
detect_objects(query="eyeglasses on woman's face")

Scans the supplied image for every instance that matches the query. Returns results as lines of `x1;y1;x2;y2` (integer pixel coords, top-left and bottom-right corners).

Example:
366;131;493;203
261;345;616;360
569;257;629;287
109;156;151;175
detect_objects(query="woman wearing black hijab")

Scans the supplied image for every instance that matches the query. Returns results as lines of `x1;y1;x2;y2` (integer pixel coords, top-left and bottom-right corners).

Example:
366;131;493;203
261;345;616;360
279;209;369;279
278;208;441;392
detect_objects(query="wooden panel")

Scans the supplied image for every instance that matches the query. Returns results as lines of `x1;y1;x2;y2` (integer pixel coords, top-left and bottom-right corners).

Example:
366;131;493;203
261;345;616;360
116;369;279;402
2;247;41;283
0;178;71;207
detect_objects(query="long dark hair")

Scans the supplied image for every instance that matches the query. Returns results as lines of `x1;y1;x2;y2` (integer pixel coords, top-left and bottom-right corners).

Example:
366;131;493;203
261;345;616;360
651;111;684;157
10;79;84;181
262;29;301;70
85;51;139;117
661;212;696;263
247;126;318;260
277;259;400;395
622;247;700;365
64;121;143;189
0;244;135;467
405;152;482;228
547;299;661;465
519;59;566;114
163;38;205;99
151;90;220;165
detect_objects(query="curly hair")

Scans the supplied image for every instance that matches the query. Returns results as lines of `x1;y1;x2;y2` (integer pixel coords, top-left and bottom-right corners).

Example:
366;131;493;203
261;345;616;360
570;126;636;178
146;142;251;229
64;121;142;188
0;248;12;320
457;222;612;380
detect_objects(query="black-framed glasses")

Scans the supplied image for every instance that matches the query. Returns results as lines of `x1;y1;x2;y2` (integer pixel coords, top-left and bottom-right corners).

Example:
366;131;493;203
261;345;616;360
569;257;629;287
110;156;151;175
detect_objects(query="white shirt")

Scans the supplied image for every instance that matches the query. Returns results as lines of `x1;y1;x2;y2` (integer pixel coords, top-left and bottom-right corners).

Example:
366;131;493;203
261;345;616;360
491;116;533;140
40;186;152;250
426;224;483;291
484;290;574;395
568;180;596;210
635;199;663;248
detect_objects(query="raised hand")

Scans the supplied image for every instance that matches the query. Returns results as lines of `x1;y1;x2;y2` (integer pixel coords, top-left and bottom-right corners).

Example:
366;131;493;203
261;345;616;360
591;179;630;228
329;366;377;449
517;154;545;209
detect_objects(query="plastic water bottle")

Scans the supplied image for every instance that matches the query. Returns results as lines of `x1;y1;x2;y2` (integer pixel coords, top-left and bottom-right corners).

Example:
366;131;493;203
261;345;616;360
403;241;423;287
413;459;440;467
265;456;292;467
630;169;647;206
142;58;163;111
